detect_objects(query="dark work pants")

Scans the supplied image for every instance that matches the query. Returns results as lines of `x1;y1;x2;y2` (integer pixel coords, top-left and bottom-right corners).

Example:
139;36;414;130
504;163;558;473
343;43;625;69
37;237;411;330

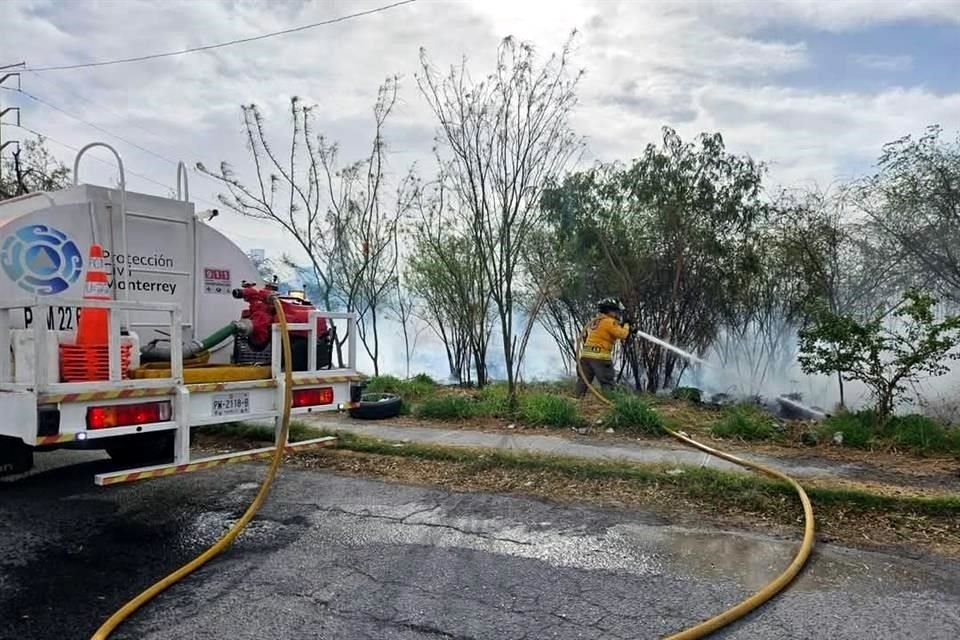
575;357;615;396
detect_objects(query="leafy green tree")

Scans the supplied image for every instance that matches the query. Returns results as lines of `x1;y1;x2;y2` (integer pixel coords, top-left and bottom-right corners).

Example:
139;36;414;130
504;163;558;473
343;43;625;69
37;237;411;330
541;127;770;391
798;290;960;423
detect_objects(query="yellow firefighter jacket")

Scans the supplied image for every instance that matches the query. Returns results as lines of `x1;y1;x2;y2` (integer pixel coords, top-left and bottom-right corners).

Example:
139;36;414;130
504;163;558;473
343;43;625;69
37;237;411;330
581;314;630;361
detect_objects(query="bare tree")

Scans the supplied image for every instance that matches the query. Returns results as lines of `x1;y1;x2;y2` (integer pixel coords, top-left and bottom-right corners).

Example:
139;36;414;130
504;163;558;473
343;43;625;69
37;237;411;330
418;33;584;403
853;125;960;303
197;79;412;374
775;186;908;405
0;136;70;201
406;173;493;384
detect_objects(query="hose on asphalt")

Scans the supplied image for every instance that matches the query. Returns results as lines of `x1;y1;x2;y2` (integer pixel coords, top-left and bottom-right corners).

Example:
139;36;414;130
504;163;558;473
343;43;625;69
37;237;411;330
89;298;295;640
575;338;815;640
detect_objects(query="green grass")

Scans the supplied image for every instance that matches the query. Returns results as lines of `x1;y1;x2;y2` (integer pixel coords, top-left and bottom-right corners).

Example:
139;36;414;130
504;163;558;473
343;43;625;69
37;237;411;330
711;405;779;441
518;393;584;428
414;395;477;420
198;423;960;521
818;412;876;448
815;411;960;454
885;414;960;453
364;374;438;401
475;383;511;418
603;394;664;435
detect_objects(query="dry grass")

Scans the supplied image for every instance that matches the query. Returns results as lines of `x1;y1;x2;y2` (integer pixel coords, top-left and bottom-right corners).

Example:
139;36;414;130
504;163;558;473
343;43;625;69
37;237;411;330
292;448;960;558
195;424;960;557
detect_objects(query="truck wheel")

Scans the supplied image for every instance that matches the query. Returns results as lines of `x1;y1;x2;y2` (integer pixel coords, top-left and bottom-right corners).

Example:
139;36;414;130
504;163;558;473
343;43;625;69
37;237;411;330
105;432;175;466
0;436;34;476
348;393;403;420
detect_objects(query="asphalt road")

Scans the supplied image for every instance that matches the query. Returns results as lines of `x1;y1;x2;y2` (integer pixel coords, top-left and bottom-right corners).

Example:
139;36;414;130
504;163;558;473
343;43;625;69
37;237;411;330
2;451;959;640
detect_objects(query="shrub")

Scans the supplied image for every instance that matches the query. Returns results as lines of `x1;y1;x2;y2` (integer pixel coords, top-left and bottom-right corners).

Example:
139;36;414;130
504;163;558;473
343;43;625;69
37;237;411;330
411;373;437;385
364;375;403;394
672;386;702;403
519;393;584;428
949;428;960;454
712;405;778;441
818;412;874;448
475;383;511;418
886;414;951;452
604;394;664;435
415;395;475;420
365;374;437;401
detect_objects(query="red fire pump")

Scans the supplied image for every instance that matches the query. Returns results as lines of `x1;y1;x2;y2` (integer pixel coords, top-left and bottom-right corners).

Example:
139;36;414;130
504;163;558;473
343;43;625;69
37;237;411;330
231;279;334;370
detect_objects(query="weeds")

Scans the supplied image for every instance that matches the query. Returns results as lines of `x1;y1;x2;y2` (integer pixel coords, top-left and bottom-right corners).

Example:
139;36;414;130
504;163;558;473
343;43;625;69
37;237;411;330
306;430;960;518
519;393;584;428
475;383;511;418
712;405;779;441
672;386;703;404
415;395;476;420
885;414;960;454
818;412;875;448
365;374;437;401
604;394;664;435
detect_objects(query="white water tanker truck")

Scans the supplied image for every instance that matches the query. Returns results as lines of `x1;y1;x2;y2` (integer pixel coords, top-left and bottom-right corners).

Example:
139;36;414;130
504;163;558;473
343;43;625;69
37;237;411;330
0;143;365;484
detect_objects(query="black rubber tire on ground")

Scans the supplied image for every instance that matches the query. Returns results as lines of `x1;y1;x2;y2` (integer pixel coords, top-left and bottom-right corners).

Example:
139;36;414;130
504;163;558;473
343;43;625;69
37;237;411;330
0;436;34;476
348;392;403;420
105;431;175;466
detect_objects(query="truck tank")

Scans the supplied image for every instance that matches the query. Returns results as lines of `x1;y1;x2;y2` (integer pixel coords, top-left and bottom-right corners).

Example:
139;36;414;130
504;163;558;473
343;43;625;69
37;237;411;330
0;185;259;364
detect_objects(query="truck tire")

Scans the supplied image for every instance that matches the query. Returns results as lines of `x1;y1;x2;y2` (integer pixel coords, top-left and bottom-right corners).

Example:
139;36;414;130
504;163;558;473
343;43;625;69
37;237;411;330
105;432;175;466
0;436;34;476
348;393;403;420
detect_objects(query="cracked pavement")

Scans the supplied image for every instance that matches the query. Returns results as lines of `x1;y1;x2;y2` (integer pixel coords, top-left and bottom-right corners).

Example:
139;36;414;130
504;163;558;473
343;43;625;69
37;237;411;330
2;452;959;639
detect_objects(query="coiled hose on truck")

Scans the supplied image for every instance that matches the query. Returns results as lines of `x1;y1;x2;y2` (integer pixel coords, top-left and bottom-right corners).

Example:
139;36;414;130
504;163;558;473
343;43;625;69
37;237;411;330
575;337;815;639
90;299;295;640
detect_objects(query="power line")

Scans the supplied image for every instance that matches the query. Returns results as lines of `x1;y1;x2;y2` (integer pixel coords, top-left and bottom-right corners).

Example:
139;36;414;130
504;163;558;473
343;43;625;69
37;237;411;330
2;122;223;210
3;121;175;190
27;71;170;148
23;0;418;73
2;81;228;194
2;85;177;165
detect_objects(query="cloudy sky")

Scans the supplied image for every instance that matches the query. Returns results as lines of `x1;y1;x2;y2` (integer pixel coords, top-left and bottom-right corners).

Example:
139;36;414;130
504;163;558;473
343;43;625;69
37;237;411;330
5;0;960;396
4;0;960;263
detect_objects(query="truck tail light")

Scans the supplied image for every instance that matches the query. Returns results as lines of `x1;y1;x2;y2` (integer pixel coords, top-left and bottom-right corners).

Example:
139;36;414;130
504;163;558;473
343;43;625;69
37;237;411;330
87;401;172;430
292;387;334;408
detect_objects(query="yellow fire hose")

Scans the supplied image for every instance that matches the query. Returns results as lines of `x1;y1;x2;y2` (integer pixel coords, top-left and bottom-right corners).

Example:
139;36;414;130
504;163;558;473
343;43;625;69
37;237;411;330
90;303;811;639
575;338;815;639
90;299;296;640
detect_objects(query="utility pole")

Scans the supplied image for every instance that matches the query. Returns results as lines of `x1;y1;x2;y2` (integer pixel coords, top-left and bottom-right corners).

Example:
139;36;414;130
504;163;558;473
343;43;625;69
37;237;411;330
0;64;25;190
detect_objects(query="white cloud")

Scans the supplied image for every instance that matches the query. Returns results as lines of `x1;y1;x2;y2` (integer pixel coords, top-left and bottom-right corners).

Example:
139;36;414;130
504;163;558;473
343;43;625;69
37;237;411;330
688;0;960;32
851;53;914;72
4;0;959;260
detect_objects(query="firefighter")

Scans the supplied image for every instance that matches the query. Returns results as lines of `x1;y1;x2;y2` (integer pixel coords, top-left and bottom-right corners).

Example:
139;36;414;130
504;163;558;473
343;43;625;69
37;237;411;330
576;297;630;397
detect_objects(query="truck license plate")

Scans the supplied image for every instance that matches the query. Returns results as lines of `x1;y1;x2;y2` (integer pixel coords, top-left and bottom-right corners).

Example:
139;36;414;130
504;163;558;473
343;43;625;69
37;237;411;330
212;392;250;417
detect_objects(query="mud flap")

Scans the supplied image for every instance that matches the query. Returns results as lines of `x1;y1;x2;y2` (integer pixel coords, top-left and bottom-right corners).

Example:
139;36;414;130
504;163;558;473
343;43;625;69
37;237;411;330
0;436;34;476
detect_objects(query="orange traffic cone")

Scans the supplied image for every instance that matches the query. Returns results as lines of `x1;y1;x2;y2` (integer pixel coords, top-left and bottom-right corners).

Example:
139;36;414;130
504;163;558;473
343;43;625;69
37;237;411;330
76;244;111;346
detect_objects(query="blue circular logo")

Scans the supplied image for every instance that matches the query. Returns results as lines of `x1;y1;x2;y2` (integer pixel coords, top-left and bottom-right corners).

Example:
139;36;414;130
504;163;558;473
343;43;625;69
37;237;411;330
1;224;84;296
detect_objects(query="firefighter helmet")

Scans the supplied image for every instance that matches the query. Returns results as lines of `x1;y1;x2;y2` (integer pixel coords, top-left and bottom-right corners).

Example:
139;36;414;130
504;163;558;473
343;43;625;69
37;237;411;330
596;297;624;314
